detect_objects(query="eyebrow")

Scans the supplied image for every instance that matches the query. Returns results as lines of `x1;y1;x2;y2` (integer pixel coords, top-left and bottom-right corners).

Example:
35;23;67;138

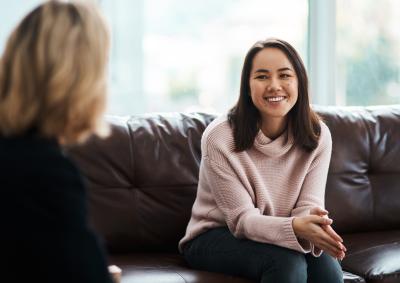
254;67;293;73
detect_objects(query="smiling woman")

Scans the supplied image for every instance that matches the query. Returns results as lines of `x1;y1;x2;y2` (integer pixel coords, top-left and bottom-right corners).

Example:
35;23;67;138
228;38;321;153
179;38;345;283
249;48;299;139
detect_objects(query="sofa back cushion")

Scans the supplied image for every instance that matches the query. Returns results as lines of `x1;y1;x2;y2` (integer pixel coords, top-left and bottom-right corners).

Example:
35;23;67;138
68;113;215;253
316;106;400;234
67;106;400;253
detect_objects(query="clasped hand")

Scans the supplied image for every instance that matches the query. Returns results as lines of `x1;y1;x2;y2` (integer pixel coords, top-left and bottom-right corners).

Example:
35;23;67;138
292;207;346;260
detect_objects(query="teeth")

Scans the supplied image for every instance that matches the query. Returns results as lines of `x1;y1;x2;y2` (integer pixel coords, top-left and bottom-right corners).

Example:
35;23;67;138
266;96;285;102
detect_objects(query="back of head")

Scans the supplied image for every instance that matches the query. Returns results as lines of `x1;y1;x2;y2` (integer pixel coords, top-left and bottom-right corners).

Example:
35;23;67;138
0;0;110;144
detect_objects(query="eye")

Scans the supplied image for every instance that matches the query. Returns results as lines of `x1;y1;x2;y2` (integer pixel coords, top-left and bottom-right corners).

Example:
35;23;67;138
255;75;268;80
280;73;292;79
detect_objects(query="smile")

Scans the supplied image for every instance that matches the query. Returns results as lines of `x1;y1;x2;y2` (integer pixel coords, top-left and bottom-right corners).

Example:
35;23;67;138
264;96;286;102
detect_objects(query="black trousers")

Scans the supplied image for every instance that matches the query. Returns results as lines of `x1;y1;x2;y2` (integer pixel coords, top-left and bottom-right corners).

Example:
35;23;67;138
183;227;343;283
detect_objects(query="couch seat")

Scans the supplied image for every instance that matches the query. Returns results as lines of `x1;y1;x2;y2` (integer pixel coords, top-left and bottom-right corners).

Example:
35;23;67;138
108;253;251;283
109;253;365;283
342;230;400;283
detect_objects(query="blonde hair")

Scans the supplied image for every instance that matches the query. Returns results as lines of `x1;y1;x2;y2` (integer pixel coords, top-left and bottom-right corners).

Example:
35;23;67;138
0;0;110;144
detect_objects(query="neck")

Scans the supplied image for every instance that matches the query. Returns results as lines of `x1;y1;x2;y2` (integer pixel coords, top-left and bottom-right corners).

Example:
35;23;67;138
260;116;288;139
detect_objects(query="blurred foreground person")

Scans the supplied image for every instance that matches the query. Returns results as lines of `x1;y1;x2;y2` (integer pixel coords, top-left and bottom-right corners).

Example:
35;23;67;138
0;1;114;282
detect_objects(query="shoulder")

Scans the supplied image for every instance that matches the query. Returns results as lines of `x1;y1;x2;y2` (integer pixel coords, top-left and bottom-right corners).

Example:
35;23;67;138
32;141;82;183
31;146;87;225
0;138;87;224
1;137;84;189
318;120;332;150
305;120;332;160
201;114;235;156
40;148;84;191
202;114;230;138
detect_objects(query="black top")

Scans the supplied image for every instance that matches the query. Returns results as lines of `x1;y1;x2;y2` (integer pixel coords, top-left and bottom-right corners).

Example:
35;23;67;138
0;134;112;283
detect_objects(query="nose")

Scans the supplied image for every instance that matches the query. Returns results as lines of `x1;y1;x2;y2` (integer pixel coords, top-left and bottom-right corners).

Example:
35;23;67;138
267;77;282;92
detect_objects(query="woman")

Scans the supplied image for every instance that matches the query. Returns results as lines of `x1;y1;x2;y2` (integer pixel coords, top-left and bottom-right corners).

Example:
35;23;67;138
0;1;113;282
179;38;346;283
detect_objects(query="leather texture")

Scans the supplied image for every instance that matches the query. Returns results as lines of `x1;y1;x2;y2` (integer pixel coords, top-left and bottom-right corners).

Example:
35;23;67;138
108;254;253;283
68;106;400;283
107;254;365;283
341;231;400;283
317;106;400;235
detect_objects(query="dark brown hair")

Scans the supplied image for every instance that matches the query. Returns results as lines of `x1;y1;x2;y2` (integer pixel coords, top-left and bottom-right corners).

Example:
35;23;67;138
228;38;321;152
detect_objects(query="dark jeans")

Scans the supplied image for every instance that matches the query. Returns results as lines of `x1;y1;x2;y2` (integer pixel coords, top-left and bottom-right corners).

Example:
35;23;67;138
183;227;343;283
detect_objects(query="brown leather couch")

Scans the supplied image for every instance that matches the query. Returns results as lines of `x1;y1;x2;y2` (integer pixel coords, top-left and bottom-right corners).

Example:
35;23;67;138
68;105;400;283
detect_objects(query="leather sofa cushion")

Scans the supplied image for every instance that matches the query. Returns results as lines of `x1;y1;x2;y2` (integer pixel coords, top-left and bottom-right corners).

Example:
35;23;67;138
68;113;215;252
108;253;252;283
108;253;365;283
316;106;400;234
342;230;400;283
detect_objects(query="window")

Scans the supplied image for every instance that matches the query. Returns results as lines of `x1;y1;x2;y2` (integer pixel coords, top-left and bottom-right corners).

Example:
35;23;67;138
1;1;397;114
336;0;400;105
0;0;42;54
100;0;308;115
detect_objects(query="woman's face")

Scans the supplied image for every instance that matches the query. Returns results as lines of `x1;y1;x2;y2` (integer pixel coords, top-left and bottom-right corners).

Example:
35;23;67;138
249;47;298;125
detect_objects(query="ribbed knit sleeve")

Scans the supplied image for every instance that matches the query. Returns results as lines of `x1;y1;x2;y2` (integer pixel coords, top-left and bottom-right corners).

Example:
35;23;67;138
203;156;310;253
290;122;333;256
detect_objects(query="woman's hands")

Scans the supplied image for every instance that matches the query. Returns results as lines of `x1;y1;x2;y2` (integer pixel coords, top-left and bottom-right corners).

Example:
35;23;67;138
292;208;346;259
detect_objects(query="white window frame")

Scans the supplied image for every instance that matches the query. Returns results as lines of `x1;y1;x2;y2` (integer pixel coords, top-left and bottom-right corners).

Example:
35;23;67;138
308;0;336;105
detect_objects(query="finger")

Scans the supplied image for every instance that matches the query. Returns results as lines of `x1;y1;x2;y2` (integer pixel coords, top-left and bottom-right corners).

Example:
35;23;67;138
310;207;328;216
318;238;342;254
309;215;332;225
322;226;347;252
314;242;343;259
317;239;344;258
311;228;342;254
309;225;343;256
322;225;344;243
311;226;342;250
333;250;346;260
333;249;345;260
319;230;343;251
314;243;334;257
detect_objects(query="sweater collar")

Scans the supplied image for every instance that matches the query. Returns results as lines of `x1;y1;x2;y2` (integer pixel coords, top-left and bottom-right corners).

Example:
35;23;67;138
253;126;294;157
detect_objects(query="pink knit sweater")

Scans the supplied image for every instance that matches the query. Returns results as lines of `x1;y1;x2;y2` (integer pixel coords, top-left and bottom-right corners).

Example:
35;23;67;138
179;115;332;255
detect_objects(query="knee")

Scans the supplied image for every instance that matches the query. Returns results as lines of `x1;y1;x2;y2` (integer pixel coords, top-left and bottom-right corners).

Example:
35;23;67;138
308;253;344;283
323;261;343;283
261;250;307;283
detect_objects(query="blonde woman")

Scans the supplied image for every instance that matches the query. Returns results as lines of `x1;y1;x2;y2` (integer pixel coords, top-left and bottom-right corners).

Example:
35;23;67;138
0;1;113;282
